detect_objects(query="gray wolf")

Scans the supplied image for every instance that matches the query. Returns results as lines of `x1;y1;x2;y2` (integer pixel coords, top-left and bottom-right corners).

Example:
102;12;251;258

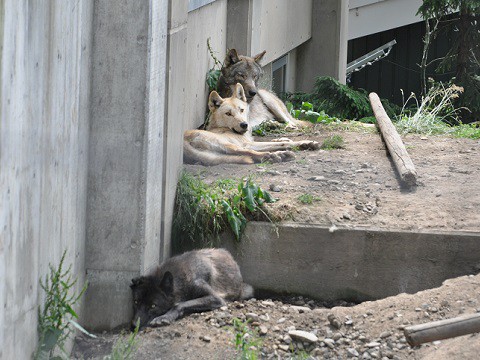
217;48;308;129
184;83;319;166
130;248;253;328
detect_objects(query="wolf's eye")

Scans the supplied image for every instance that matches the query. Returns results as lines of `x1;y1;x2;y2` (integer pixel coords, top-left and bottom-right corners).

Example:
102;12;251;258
226;111;232;116
151;304;156;309
239;108;244;113
236;74;246;80
134;300;138;305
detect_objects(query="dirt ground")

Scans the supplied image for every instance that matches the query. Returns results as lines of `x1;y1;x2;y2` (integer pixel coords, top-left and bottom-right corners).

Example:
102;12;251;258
73;125;480;359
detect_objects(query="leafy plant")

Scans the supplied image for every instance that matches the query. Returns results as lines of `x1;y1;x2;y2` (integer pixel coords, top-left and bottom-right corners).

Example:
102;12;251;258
286;101;340;124
172;172;276;251
284;77;401;121
297;193;321;204
231;318;261;360
321;135;345;150
103;321;139;360
35;251;93;360
206;38;222;92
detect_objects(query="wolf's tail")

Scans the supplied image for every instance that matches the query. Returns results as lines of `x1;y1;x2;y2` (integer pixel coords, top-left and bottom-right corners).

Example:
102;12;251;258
241;283;254;300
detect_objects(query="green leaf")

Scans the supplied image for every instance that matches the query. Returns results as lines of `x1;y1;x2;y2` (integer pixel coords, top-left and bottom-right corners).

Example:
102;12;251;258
262;190;276;203
242;183;257;212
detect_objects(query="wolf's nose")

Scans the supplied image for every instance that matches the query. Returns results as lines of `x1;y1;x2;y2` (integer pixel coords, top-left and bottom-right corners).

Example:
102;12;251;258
240;122;248;129
248;90;257;97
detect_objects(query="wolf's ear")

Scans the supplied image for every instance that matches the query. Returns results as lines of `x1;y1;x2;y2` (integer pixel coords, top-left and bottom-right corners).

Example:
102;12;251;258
224;48;240;67
160;271;174;295
208;91;224;111
253;50;266;64
233;83;247;102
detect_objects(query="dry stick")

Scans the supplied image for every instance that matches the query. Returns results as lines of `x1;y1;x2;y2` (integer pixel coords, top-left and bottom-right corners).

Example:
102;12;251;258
369;92;417;186
404;313;480;347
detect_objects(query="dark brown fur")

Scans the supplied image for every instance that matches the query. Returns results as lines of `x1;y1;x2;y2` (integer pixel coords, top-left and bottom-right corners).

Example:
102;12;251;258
130;248;253;328
217;49;310;129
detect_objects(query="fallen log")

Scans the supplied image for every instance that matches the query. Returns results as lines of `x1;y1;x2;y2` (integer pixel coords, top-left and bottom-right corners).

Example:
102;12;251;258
369;92;417;186
404;313;480;347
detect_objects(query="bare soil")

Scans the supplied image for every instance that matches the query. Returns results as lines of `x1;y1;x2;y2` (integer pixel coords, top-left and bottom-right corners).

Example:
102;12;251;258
73;125;480;359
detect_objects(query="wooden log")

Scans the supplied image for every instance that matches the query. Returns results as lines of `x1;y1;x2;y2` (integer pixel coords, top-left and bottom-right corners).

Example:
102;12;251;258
404;313;480;347
369;92;417;186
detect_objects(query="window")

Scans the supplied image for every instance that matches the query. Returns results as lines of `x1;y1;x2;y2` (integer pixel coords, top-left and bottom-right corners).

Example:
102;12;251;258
272;55;288;95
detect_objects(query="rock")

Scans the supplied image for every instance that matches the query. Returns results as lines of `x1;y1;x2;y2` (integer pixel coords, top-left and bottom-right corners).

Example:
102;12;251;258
332;332;342;341
259;325;268;336
328;313;342;329
269;184;282;192
366;341;381;348
288;330;318;343
246;313;259;322
347;348;360;357
290;305;311;313
277;317;286;324
323;338;335;349
201;335;211;343
278;344;290;352
308;176;326;181
380;331;391;339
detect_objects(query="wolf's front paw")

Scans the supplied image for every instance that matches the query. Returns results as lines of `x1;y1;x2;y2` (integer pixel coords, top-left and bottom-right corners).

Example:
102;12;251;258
275;150;295;162
261;152;282;163
150;312;177;327
297;140;320;150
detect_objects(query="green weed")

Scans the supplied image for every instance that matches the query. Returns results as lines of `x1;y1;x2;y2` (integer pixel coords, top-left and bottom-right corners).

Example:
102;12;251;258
35;251;92;360
320;135;345;150
103;321;139;360
231;318;262;360
297;193;321;204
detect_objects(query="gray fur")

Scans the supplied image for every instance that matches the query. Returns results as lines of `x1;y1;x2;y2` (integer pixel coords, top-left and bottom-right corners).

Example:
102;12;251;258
130;248;253;328
217;49;304;129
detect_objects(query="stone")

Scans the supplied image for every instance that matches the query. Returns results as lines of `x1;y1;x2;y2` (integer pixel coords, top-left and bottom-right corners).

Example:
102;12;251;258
246;313;259;322
201;335;211;343
259;325;268;336
366;341;381;348
290;305;311;313
278;344;290;352
323;338;335;349
347;348;360;357
288;330;318;343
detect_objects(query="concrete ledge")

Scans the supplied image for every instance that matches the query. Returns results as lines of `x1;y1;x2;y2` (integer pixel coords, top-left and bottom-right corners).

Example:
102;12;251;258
222;223;480;302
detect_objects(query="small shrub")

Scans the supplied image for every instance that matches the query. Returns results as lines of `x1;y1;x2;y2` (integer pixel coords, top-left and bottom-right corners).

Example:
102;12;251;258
297;193;321;204
35;251;92;360
321;135;345;150
172;172;276;250
395;82;472;136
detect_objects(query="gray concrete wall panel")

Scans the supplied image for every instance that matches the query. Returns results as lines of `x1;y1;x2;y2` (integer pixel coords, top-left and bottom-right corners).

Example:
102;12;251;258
223;223;480;302
84;0;169;330
0;0;93;357
186;0;227;129
296;0;349;91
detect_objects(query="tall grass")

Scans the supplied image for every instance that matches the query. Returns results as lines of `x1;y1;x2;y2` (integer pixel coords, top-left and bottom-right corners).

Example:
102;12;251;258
395;82;480;139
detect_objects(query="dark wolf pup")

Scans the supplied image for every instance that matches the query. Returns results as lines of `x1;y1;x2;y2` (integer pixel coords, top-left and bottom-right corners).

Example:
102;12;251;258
130;248;253;328
217;48;310;129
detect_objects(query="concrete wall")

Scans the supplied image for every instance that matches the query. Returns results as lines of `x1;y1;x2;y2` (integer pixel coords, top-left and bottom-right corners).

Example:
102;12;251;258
296;0;349;90
223;223;480;301
349;0;423;40
0;1;93;358
186;0;227;129
227;0;312;64
84;0;169;330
